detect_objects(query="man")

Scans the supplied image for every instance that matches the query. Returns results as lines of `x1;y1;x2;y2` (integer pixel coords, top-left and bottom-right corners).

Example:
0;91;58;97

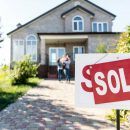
64;54;71;83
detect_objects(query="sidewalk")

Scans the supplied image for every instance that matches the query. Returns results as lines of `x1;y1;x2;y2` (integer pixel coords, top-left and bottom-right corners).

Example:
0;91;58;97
0;80;127;130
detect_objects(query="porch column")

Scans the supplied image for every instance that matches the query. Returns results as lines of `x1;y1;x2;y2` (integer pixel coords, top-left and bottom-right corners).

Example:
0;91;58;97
41;38;46;64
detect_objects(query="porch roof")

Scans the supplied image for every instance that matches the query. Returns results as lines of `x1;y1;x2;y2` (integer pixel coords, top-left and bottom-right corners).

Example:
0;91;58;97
38;32;91;39
38;32;121;43
38;32;121;36
38;33;88;44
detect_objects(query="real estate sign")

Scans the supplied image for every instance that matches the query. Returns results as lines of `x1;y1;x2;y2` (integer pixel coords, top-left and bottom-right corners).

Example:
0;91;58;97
75;53;130;109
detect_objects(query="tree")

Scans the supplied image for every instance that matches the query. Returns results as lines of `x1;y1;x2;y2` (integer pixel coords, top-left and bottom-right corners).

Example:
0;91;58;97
107;26;130;124
116;26;130;53
96;43;107;53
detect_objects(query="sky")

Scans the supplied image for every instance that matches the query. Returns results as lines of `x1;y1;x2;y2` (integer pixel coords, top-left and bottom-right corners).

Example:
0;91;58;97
0;0;130;65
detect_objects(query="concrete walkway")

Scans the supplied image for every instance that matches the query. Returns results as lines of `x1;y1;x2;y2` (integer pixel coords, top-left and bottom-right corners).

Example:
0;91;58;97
0;80;127;130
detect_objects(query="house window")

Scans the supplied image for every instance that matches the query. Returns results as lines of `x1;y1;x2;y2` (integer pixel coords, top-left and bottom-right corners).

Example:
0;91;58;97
26;35;37;62
73;46;84;60
13;40;24;61
72;16;84;32
49;48;65;65
92;22;108;32
93;23;97;32
103;23;108;32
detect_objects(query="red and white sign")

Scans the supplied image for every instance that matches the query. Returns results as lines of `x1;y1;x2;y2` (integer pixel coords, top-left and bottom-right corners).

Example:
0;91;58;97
75;54;130;109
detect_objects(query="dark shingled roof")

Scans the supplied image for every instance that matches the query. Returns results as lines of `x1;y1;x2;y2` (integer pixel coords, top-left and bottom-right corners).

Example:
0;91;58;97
61;5;95;18
7;0;116;35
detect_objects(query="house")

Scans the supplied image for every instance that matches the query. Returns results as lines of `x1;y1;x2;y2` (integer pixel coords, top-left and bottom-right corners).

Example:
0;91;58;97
7;0;120;78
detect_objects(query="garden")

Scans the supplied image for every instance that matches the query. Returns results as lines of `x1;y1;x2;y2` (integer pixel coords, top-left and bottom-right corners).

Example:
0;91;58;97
0;56;41;111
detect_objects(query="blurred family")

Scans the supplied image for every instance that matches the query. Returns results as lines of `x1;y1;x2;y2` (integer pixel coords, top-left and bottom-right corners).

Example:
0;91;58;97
57;54;71;83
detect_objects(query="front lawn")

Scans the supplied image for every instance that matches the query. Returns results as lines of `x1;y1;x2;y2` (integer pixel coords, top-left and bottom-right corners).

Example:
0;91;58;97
0;69;41;111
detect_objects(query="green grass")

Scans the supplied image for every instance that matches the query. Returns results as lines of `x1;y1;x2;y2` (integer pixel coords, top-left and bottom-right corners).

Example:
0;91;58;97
0;69;42;111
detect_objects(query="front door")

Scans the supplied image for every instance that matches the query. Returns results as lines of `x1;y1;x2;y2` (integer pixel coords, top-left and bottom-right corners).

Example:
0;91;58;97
49;47;65;65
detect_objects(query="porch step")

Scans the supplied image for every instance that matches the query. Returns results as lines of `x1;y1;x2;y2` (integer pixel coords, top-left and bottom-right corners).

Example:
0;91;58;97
48;73;57;79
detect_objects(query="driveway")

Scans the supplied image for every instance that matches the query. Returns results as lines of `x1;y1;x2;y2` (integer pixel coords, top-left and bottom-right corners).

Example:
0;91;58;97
0;80;127;130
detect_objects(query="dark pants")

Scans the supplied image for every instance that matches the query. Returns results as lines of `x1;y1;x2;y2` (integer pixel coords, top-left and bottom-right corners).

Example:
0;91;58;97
65;68;70;81
58;69;62;81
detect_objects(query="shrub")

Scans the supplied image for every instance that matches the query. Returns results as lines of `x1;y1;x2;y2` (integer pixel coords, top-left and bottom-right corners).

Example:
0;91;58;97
1;65;9;71
106;109;128;124
11;56;39;85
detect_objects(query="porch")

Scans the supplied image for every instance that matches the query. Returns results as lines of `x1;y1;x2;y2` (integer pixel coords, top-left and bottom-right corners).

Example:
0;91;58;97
38;33;88;78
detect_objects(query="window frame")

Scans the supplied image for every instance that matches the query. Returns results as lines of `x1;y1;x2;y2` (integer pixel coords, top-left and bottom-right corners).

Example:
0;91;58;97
72;15;84;32
26;34;37;62
49;47;66;66
92;22;108;32
13;39;24;61
73;46;85;60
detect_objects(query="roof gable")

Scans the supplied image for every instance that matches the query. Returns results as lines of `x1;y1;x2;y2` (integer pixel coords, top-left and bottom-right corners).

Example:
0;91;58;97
7;0;70;35
61;5;95;18
85;0;116;17
7;0;116;35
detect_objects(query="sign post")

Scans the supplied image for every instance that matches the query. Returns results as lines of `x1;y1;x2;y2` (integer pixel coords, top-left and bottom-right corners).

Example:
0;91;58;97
116;110;120;130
